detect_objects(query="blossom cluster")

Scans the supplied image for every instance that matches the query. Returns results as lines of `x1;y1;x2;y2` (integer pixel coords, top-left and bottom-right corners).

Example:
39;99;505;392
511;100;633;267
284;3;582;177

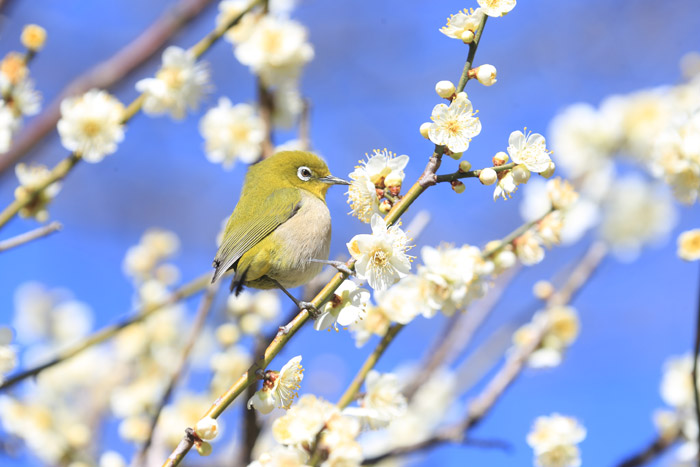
527;413;586;467
545;56;700;256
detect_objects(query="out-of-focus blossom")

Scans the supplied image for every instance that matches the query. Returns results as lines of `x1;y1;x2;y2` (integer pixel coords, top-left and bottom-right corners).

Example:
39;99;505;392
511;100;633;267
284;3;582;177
272;395;338;446
136;46;210;119
199;97;264;169
514;230;545;266
57;89;125;163
13;163;62;221
428;92;481;153
418;244;480;315
678;229;700;261
527;413;586;467
343;370;407;429
217;0;261;45
347;214;412;291
248;446;310;467
234;16;313;87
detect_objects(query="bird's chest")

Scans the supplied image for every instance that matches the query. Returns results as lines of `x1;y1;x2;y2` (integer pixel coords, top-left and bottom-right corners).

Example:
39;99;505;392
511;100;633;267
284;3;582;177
268;193;331;287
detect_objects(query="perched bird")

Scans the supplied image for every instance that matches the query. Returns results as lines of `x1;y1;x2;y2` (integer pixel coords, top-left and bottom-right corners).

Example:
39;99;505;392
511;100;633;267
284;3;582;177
212;151;350;311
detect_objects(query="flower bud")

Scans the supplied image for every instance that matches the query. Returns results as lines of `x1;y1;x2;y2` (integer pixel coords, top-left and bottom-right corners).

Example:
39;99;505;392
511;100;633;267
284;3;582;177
194;417;219;441
196;441;213;456
21;24;47;51
435;80;456;99
533;280;554;300
447;151;463;160
461;30;475;43
479;168;497;185
494;249;517;270
379;199;392;213
540;161;556;179
512;164;531;184
476;64;497;86
492;151;509;166
458;160;472;172
419;122;432;139
451;180;465;193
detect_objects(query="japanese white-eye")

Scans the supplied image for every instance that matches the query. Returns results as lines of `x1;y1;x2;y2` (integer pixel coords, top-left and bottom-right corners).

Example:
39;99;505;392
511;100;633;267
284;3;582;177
212;151;350;309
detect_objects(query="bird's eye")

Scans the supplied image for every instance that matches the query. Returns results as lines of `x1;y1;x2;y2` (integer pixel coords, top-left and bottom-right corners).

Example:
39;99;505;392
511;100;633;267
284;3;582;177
297;166;312;181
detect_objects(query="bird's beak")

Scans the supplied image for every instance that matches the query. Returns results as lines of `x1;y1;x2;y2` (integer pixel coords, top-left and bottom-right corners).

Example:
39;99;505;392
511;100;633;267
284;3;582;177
319;174;351;186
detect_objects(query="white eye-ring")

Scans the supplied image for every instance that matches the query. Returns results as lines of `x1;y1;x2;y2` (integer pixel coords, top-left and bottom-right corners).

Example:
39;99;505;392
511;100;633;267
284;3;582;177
297;166;312;181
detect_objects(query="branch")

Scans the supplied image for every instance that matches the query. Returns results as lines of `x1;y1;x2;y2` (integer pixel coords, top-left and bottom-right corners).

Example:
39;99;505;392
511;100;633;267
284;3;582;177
257;78;275;159
0;269;219;391
616;431;681;467
135;282;220;466
363;241;608;464
0;221;61;253
0;0;263;231
435;162;516;184
0;0;218;174
457;12;488;92
693;259;700;459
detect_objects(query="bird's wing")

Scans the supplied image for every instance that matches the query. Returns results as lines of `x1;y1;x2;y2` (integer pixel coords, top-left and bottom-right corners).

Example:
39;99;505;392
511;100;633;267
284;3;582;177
211;188;302;283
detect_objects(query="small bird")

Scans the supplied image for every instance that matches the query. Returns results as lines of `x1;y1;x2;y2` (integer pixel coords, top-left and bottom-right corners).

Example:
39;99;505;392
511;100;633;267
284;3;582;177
212;150;350;312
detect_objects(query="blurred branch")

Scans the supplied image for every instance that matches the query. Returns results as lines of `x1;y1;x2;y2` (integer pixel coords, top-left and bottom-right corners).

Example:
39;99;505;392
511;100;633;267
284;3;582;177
258;78;275;159
0;0;218;174
299;99;311;151
693;259;700;458
0;269;221;391
0;0;262;231
616;431;681;467
135;282;220;466
363;241;608;464
403;266;519;400
0;220;61;253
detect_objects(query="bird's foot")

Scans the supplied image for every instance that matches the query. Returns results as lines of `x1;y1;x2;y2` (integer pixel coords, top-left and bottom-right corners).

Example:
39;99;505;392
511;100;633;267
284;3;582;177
309;259;354;276
278;323;294;335
298;301;321;319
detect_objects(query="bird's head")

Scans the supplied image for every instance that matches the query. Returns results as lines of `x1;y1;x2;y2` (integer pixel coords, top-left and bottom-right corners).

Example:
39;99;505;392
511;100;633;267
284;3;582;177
260;150;350;200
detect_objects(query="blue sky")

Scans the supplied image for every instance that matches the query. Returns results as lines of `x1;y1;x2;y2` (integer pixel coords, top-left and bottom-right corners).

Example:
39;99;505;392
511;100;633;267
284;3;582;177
1;0;700;465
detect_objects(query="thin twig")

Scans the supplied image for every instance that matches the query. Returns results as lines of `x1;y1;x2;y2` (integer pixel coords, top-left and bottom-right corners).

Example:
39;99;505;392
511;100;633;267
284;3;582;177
456;12;488;92
0;0;218;174
0;269;221;391
299;99;311;151
0;221;61;253
0;0;263;231
403;267;519;400
363;242;608;464
616;431;682;467
135;282;220;466
435;162;516;184
257;78;275;159
693;259;700;459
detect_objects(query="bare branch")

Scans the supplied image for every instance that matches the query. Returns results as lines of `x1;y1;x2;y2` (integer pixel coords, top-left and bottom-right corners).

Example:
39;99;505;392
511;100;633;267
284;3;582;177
0;221;61;253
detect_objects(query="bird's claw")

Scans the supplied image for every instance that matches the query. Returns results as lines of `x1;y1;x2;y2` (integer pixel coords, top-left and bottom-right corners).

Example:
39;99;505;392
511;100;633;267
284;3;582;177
328;260;354;276
278;323;293;335
299;301;321;319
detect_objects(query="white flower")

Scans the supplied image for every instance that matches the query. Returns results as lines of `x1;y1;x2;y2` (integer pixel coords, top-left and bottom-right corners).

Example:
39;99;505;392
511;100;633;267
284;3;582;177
493;171;518;201
547;177;579;210
199;97;264;169
315;281;370;331
247;355;303;413
272;395;339;446
57;89;125;162
0;345;17;381
217;0;260;45
14;163;62;221
347;149;409;223
515;230;545;266
477;0;516;17
428;92;481;153
347;214;412;291
344;370;407;429
249;447;309;467
0;102;18;152
234;16;313;87
440;9;482;40
418;244;479;315
136;46;210;119
678;229;700;261
660;354;696;409
0;73;41;118
375;275;431;323
507;130;552;173
527;413;586;467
